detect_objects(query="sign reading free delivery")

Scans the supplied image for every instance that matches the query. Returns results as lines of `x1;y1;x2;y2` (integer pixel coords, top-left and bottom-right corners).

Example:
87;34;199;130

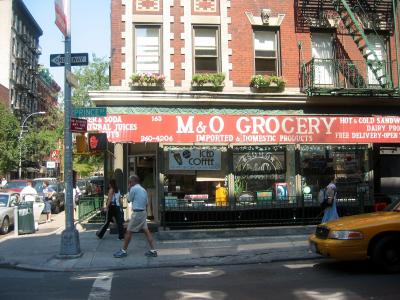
86;114;400;144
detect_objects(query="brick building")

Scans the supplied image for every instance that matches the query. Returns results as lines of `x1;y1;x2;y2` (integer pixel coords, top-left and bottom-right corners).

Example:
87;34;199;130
90;0;400;228
0;84;8;107
0;0;43;122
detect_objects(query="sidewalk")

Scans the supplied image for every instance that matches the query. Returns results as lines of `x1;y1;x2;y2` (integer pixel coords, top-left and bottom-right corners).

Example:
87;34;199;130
0;211;320;272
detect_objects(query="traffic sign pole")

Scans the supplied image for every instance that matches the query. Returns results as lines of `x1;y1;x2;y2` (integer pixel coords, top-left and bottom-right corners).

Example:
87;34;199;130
58;0;81;258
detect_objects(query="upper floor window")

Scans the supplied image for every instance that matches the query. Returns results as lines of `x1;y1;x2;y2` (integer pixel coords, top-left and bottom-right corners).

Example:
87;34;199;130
193;26;219;73
134;25;161;74
254;30;278;76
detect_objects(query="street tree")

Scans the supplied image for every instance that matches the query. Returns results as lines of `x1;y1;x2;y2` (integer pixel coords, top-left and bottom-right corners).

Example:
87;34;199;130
23;107;64;171
0;103;20;175
72;54;109;107
72;55;109;175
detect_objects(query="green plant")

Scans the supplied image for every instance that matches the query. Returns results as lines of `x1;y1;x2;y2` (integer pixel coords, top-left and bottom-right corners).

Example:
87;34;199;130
250;75;286;89
129;73;165;87
192;73;225;87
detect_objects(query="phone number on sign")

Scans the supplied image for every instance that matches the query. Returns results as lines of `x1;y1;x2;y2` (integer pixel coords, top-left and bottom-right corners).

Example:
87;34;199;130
140;136;174;142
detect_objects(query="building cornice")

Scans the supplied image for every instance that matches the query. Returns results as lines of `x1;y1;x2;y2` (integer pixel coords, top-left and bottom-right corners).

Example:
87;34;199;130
89;90;400;108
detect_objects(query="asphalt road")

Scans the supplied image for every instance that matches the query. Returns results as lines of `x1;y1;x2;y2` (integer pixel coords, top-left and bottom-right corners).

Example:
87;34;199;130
0;259;399;300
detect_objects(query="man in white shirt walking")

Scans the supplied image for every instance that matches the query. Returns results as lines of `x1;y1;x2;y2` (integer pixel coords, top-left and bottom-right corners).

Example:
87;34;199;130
113;174;157;258
20;180;37;202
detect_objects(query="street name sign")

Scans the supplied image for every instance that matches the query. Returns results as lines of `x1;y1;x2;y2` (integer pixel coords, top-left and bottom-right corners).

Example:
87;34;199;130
70;117;87;132
50;53;89;67
73;107;107;118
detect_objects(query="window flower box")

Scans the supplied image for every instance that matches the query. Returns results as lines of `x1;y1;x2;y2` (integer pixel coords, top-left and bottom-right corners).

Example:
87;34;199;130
191;73;225;92
129;73;165;91
249;75;286;93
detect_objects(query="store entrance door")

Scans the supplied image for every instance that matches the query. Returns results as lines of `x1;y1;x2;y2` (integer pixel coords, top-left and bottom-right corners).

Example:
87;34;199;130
129;155;157;220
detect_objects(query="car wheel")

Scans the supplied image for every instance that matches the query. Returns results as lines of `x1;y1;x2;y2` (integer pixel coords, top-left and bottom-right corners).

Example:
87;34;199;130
371;235;400;273
0;217;10;234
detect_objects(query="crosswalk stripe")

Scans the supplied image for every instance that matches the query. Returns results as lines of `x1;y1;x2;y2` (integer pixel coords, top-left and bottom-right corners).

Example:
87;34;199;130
88;272;113;300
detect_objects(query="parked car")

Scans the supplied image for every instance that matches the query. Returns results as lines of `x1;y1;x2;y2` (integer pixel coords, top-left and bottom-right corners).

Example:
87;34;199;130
33;179;65;214
77;178;92;196
3;180;30;193
309;199;400;273
0;192;19;234
89;176;104;195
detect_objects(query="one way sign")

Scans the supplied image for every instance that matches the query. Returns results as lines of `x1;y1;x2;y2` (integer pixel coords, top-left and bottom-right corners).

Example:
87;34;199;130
50;53;89;67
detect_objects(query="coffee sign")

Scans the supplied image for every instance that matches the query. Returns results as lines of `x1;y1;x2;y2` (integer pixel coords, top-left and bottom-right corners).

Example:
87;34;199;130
169;149;221;170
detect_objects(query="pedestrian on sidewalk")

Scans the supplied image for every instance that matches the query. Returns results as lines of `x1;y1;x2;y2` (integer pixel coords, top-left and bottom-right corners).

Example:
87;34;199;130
113;174;157;258
20;180;37;202
321;176;339;223
43;180;55;223
96;179;125;240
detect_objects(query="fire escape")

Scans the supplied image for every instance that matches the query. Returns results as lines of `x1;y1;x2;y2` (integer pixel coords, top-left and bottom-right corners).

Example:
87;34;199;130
297;0;398;96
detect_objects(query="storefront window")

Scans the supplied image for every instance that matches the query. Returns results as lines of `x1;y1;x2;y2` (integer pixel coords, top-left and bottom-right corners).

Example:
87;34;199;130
163;146;229;208
232;145;295;204
300;144;371;204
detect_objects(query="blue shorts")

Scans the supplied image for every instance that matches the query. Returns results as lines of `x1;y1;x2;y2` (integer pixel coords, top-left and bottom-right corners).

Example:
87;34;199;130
43;200;52;213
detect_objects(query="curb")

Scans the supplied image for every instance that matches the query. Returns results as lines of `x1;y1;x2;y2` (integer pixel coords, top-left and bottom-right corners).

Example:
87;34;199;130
5;253;323;273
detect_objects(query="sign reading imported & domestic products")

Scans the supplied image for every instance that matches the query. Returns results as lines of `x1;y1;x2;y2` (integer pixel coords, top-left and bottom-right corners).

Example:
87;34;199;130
86;114;400;144
169;149;221;170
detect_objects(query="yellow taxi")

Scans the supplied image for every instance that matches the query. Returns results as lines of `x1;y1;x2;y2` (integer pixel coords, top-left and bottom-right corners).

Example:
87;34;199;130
309;199;400;272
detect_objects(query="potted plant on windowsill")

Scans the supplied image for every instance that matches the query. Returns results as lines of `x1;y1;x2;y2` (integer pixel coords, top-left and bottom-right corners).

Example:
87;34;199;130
191;73;225;92
129;73;165;91
250;75;286;93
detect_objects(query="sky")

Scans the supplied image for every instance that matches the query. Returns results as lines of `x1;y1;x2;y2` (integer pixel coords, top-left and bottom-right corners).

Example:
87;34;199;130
24;0;110;89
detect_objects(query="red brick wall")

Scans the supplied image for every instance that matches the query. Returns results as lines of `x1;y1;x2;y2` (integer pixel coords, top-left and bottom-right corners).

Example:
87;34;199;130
0;84;9;107
111;0;398;89
111;0;124;86
171;1;184;86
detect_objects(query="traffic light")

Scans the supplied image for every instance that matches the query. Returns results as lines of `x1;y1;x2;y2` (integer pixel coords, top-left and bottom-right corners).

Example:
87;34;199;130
88;133;108;151
75;134;87;153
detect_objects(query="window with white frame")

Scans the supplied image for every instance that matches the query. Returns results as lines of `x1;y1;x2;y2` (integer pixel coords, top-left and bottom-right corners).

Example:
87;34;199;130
193;26;219;73
254;30;278;76
135;25;161;74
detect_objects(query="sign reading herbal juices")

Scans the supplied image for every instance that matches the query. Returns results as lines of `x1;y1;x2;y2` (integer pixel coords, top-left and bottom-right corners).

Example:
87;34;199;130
169;149;221;170
86;114;400;144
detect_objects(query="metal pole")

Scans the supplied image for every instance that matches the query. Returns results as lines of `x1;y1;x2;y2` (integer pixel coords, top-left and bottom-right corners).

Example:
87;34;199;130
18;111;45;179
58;0;81;258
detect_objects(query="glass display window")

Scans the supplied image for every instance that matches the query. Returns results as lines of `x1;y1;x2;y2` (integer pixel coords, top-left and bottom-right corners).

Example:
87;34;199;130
162;146;229;207
300;144;371;202
232;145;290;203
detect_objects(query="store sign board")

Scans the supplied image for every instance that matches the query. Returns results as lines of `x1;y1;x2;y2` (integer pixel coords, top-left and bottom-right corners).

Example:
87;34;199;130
86;115;400;144
168;149;221;170
70;117;87;132
46;161;56;169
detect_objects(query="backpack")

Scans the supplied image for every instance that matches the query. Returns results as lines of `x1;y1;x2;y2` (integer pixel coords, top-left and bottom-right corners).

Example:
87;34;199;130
318;188;331;210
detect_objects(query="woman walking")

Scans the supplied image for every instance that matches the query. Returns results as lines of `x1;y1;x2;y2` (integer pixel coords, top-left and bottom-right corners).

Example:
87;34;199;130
321;176;339;223
96;179;125;239
43;181;55;223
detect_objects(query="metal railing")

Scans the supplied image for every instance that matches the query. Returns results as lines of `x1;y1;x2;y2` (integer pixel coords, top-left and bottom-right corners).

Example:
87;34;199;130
301;58;395;95
162;194;374;229
77;195;104;222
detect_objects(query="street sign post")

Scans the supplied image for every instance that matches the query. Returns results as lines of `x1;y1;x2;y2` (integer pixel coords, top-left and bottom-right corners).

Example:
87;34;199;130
50;53;89;67
73;107;107;118
70;117;87;132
